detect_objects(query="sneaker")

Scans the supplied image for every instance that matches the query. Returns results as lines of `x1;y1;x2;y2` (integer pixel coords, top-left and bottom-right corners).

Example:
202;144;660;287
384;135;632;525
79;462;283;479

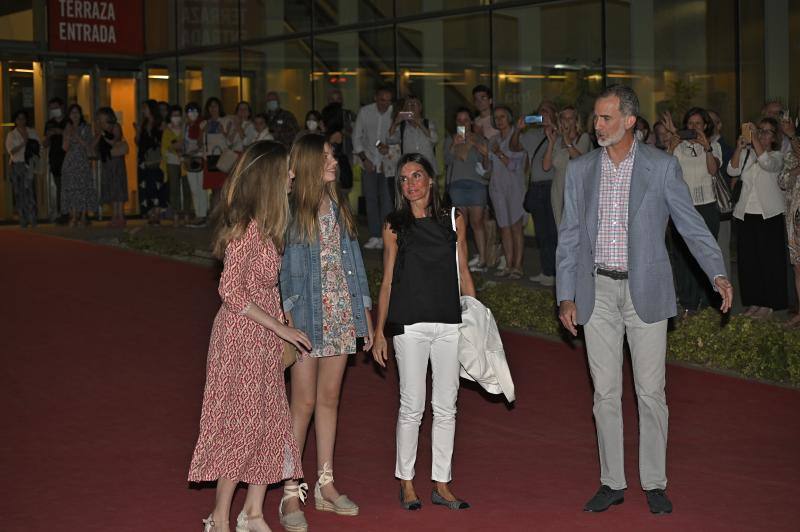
186;218;207;228
539;275;555;287
468;254;481;267
469;262;487;273
496;256;507;271
363;237;383;250
528;273;546;283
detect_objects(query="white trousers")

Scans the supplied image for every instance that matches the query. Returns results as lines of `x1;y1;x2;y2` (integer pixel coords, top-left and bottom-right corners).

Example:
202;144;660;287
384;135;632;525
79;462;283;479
393;322;460;482
186;170;208;218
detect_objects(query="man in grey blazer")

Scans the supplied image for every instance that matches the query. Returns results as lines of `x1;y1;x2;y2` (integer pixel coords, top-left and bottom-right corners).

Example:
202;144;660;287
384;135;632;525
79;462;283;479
556;85;733;515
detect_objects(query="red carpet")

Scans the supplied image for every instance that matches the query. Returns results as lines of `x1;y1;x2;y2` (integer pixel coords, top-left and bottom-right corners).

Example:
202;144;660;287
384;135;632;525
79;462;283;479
2;228;799;532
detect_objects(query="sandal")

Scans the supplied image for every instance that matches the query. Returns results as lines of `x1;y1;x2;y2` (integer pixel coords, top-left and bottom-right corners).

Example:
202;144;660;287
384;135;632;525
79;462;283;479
279;482;308;532
314;462;359;516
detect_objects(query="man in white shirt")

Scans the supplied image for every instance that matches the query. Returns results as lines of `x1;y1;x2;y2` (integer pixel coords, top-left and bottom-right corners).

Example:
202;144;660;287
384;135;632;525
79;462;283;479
354;84;394;249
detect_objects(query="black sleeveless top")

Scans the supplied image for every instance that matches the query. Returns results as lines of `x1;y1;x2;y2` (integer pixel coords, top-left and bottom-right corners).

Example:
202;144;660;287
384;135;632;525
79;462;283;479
386;212;461;335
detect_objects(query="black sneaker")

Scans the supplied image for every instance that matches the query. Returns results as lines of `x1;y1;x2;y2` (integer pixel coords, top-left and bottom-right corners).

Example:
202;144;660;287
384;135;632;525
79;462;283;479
583;485;625;512
645;489;672;514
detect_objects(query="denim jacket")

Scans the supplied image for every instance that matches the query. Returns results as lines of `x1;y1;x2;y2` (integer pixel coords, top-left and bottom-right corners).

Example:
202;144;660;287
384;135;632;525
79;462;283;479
280;203;372;349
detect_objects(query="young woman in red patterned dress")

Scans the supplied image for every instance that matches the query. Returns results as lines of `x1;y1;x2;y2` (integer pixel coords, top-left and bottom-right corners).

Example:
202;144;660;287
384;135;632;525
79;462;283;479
188;141;312;532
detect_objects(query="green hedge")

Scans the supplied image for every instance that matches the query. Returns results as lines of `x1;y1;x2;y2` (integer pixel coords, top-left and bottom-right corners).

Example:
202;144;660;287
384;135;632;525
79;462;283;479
367;270;800;387
120;230;195;257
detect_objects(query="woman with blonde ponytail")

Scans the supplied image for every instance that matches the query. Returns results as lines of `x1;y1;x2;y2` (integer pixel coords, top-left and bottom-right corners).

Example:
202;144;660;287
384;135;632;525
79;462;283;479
278;134;373;529
188;141;311;532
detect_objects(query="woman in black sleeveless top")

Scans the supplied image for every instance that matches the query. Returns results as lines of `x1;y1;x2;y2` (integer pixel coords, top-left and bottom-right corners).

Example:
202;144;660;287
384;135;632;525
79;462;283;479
373;153;476;511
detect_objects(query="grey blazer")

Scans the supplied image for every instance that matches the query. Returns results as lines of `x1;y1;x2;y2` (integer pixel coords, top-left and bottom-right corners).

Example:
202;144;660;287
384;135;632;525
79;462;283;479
556;142;726;325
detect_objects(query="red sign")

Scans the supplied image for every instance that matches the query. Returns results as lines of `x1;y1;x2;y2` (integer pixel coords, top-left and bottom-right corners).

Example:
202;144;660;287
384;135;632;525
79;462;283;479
48;0;143;55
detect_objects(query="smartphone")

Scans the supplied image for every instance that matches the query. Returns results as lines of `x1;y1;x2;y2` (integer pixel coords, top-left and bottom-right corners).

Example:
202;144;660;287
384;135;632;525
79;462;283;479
677;129;697;140
782;109;790;121
375;139;383;147
524;115;544;125
456;125;467;137
398;111;414;121
742;124;752;144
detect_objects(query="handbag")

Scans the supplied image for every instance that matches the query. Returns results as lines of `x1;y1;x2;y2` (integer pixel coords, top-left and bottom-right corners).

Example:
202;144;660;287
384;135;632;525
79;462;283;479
216;148;239;174
711;172;733;217
283;341;298;370
523;135;548;213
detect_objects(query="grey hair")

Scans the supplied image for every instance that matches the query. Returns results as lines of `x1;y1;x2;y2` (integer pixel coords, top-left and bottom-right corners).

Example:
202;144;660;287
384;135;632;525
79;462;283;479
598;84;639;117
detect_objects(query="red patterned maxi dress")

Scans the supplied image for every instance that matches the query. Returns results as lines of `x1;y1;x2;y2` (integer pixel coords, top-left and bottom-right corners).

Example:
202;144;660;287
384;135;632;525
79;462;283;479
188;222;303;485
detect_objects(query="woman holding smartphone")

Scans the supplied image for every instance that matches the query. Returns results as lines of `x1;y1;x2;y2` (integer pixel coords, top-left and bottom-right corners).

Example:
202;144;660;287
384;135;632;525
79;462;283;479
279;134;373;530
387;95;438;175
444;107;490;271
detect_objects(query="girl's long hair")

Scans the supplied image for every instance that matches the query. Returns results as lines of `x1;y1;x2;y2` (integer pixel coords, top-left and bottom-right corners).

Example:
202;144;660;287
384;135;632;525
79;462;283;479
288;133;356;242
211;140;290;258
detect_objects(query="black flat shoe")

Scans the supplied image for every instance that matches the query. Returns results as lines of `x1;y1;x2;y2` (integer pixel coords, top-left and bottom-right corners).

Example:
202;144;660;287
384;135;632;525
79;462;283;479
645;488;673;514
583;485;625;512
431;489;470;510
399;486;421;510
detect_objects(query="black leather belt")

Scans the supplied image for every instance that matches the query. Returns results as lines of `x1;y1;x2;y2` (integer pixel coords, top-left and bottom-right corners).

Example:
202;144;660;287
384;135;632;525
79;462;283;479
596;268;628;280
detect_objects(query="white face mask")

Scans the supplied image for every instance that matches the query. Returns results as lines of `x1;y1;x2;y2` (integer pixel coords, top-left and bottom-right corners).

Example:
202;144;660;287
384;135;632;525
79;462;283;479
306;120;318;131
635;129;645;142
187;110;199;121
49;108;63;119
267;100;279;111
170;116;182;127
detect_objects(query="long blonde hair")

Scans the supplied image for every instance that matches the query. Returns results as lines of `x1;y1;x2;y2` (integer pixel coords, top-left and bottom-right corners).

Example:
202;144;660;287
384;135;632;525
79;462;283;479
288;134;356;242
211;140;290;258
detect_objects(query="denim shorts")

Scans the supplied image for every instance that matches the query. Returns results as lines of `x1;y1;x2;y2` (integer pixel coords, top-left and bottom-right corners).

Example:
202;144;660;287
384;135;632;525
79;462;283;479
448;179;488;207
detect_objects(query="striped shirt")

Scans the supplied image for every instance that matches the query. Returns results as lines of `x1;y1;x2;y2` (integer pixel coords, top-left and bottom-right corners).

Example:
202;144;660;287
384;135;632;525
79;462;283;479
595;140;637;271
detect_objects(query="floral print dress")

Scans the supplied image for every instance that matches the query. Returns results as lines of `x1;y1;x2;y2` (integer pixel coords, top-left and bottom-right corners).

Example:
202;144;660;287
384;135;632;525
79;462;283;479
311;210;357;357
778;151;800;265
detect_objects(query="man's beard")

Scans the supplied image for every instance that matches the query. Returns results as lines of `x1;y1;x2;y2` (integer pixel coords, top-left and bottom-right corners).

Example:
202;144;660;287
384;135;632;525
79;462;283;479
597;124;626;147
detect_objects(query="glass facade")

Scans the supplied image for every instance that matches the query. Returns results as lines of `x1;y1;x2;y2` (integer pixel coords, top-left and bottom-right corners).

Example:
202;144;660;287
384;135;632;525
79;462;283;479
0;1;799;222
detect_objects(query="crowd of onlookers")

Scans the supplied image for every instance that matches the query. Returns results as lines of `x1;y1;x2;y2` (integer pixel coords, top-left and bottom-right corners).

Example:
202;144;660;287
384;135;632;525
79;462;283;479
5;84;800;323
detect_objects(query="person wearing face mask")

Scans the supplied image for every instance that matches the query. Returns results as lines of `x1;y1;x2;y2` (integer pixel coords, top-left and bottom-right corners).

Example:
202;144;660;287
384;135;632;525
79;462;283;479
661;108;723;316
162;105;193;226
294;110;324;144
183;102;208;227
265;91;299;148
44;97;68;223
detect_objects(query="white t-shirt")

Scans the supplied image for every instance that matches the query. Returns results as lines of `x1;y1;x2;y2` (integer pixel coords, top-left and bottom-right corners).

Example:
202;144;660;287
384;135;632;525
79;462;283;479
5;127;39;163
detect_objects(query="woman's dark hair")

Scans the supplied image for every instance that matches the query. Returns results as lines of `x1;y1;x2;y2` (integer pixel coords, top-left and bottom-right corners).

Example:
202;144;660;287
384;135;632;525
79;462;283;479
759;117;782;152
142;99;161;130
169;104;182;116
66;103;86;125
235;101;252;119
185;101;200;113
254;112;269;123
204;97;225;119
304;110;322;123
321;102;344;134
682;107;715;139
96;106;117;125
12;109;28;123
388;153;444;231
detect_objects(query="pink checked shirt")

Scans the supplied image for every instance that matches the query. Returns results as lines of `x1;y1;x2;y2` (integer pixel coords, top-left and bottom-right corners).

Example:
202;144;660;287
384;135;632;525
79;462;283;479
595;140;637;271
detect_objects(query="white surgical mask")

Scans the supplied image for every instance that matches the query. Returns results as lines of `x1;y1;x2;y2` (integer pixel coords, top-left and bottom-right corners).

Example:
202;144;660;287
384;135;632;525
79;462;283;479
187;110;199;121
170;116;182;127
49;108;62;119
635;129;645;142
267;100;279;111
306;120;318;131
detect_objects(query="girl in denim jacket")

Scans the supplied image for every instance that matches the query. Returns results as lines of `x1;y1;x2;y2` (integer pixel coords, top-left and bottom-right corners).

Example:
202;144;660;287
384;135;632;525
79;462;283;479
279;134;374;529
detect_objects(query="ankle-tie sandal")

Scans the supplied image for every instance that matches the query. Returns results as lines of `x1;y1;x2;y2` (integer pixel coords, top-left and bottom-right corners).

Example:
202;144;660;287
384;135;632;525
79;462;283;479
202;514;215;532
236;510;265;532
279;482;309;532
314;462;359;516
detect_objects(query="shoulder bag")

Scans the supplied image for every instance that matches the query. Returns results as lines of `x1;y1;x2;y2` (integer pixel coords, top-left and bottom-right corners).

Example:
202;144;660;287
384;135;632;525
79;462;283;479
522;134;548;213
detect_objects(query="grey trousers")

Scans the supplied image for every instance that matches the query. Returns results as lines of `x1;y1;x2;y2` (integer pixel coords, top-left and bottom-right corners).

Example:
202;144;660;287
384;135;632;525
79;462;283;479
583;275;669;491
362;170;392;238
